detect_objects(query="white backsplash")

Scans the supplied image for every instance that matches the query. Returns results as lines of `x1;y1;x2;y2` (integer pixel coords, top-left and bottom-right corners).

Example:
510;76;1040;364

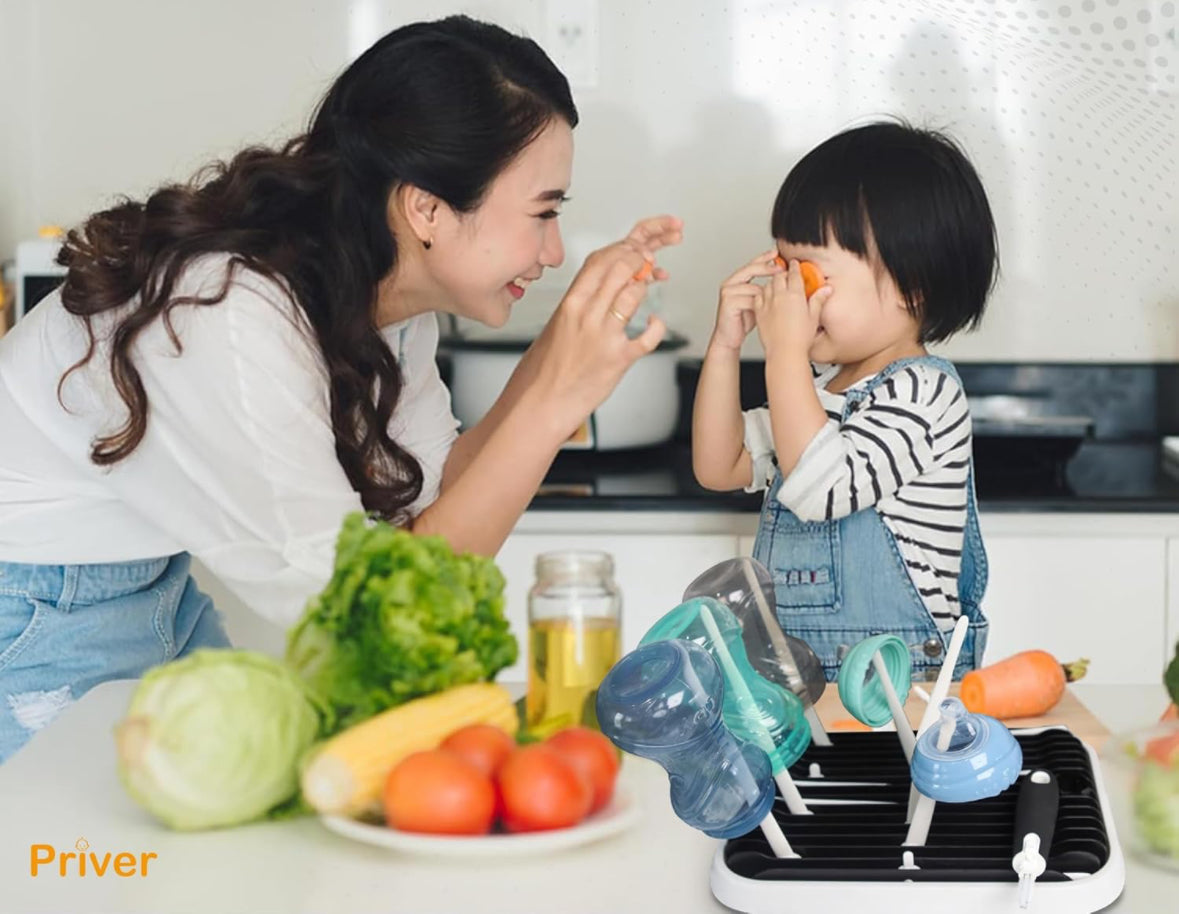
0;0;1175;359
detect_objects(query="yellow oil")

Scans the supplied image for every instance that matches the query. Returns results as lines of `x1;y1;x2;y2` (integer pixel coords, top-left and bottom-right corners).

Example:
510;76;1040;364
526;616;620;738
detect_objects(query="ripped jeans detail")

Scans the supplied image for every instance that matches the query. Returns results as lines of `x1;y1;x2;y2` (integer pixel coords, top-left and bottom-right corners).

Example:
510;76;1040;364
0;554;230;763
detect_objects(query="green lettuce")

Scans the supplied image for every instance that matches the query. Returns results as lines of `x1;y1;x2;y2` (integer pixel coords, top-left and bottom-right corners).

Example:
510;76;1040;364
1166;641;1179;707
286;512;517;732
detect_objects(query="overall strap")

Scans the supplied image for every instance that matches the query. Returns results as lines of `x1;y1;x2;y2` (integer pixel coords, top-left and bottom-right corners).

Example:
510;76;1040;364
836;355;988;610
839;354;962;418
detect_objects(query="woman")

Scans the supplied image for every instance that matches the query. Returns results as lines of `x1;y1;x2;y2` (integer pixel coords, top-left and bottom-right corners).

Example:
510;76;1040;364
0;16;681;761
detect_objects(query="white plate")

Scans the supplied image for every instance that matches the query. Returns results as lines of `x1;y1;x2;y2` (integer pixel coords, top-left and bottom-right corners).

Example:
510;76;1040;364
320;789;640;858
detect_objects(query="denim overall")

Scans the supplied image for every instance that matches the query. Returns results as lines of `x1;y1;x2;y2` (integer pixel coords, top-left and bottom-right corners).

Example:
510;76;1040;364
752;355;989;682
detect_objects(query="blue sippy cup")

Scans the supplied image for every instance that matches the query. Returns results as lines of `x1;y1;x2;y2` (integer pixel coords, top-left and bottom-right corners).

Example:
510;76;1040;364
596;639;776;839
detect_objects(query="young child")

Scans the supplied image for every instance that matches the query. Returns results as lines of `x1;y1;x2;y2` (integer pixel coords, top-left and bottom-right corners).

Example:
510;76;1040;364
692;121;997;681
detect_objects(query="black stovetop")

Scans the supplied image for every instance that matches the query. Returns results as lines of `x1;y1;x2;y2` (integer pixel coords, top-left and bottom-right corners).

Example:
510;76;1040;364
531;439;1179;513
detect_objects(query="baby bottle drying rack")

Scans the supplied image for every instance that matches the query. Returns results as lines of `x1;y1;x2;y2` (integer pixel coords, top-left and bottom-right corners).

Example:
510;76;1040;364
709;725;1124;913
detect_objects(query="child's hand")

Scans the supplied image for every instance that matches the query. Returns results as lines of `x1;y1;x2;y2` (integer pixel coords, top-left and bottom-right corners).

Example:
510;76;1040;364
710;250;785;353
754;258;832;360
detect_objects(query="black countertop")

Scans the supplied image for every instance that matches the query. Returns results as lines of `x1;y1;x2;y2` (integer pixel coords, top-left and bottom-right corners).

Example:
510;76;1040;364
435;356;1179;513
530;439;1179;513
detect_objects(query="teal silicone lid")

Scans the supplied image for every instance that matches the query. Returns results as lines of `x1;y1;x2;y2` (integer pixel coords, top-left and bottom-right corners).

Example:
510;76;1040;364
837;634;913;729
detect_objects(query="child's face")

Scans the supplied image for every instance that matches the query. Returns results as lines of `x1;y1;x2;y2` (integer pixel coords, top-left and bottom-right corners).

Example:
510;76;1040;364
774;238;921;365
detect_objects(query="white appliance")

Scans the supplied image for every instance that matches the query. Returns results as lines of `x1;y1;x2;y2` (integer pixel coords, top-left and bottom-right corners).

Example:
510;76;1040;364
441;283;689;451
14;236;67;320
443;329;687;451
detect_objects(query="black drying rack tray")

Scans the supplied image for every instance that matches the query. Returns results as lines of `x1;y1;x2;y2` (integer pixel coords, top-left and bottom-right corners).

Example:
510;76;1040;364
721;728;1110;883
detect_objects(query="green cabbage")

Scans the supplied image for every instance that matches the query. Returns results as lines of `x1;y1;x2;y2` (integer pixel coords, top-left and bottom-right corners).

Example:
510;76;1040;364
286;512;518;733
114;649;324;830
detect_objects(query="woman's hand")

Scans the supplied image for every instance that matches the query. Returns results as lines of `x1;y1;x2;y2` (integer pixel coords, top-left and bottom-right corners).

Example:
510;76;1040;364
624;215;683;280
710;250;784;353
523;216;683;440
754;258;832;362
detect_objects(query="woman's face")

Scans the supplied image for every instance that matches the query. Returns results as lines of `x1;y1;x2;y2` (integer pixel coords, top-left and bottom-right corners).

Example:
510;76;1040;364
429;118;573;327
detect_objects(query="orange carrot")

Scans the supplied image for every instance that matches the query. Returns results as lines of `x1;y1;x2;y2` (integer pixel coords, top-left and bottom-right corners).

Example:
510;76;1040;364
632;261;654;282
828;718;873;732
959;650;1089;720
1137;705;1179;766
772;256;824;298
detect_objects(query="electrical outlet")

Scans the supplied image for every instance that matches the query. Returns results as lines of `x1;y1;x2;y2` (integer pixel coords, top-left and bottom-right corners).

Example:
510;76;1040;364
545;0;599;89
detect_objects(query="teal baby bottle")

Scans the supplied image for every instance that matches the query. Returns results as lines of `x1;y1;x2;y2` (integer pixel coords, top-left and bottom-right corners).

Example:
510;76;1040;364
639;597;811;774
595;639;776;839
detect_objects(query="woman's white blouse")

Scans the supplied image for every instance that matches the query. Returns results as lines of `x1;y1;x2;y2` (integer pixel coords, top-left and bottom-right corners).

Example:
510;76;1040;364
0;254;460;626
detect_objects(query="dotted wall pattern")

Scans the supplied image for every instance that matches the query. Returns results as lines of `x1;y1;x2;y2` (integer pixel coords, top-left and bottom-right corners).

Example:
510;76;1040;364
729;0;1177;358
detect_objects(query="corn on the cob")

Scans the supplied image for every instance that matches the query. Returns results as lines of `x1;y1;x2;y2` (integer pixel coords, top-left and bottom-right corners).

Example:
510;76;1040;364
301;682;517;815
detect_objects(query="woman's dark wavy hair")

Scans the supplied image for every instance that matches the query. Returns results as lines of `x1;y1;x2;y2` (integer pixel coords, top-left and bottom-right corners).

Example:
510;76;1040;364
56;15;577;522
770;119;998;344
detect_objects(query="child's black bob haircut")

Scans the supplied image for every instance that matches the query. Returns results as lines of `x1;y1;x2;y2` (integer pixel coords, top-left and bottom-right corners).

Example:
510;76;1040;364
770;120;998;344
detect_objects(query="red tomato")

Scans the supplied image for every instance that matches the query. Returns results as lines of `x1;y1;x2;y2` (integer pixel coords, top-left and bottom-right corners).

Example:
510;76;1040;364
497;744;593;832
440;723;517;778
545;726;620;813
383;749;495;835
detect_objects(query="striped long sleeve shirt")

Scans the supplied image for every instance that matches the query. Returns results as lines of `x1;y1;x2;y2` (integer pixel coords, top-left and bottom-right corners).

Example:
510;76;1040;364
743;362;972;631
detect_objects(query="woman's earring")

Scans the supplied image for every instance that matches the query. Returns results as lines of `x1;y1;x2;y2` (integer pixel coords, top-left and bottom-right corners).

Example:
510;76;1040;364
423;239;432;250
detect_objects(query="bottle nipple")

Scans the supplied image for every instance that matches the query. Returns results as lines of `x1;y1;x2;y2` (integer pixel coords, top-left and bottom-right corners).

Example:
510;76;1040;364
936;697;979;752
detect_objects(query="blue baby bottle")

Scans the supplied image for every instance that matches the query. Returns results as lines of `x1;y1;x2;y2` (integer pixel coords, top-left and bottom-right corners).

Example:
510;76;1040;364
595;638;776;839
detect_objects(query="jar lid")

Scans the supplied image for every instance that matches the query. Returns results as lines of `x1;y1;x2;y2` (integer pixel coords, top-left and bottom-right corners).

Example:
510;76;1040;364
535;550;615;580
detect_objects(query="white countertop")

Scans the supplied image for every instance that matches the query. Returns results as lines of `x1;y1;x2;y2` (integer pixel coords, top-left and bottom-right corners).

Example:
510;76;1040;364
0;681;1174;914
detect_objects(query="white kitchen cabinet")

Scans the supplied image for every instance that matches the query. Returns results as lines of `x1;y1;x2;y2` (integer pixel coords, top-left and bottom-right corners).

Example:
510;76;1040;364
190;510;1179;689
494;531;740;681
980;534;1166;686
190;520;742;681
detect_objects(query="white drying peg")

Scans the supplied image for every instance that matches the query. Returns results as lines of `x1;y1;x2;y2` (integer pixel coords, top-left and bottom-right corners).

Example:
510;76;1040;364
697;603;811;815
1012;832;1047;909
907;615;970;823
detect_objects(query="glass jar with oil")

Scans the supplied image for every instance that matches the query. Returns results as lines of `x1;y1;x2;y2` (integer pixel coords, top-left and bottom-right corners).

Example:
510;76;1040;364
526;551;621;738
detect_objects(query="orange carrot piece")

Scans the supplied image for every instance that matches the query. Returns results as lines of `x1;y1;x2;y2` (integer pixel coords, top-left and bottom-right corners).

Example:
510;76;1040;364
959;649;1088;720
799;262;824;298
633;261;654;282
828;718;873;732
772;256;824;297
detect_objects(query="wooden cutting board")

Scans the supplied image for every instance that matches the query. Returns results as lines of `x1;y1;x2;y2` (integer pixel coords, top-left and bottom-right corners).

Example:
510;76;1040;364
813;683;1110;750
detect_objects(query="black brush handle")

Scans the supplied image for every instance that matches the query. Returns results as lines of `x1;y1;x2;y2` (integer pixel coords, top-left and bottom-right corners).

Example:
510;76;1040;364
1013;770;1059;856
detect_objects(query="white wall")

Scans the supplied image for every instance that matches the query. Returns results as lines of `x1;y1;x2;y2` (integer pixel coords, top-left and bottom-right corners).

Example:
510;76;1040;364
1;0;1176;359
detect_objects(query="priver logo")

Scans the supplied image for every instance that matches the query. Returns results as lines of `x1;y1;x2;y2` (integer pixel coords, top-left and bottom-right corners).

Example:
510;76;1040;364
30;838;157;877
